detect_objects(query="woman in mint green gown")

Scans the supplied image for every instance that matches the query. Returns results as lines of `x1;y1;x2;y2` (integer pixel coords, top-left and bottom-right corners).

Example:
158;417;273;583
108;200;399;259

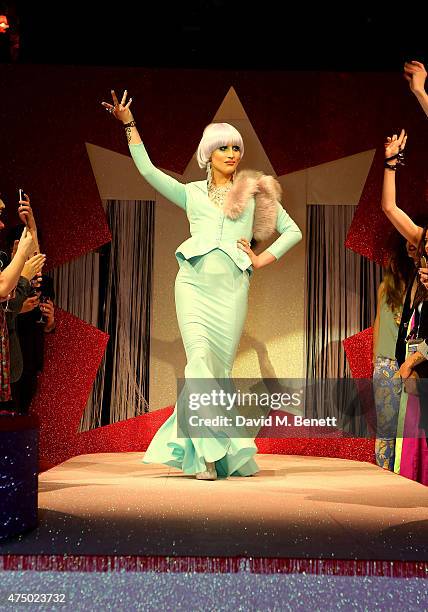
102;90;302;480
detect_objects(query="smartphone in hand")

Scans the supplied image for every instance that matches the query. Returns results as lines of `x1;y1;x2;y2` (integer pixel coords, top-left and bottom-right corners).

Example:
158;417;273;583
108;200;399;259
18;188;29;227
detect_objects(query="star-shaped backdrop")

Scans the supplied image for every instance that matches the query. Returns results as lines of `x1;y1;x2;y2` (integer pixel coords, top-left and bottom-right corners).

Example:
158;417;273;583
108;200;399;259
33;87;377;467
87;86;376;412
2;66;422;466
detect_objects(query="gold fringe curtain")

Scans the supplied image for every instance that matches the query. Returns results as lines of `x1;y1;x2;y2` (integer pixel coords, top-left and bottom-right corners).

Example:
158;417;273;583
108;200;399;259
51;199;155;431
305;205;382;379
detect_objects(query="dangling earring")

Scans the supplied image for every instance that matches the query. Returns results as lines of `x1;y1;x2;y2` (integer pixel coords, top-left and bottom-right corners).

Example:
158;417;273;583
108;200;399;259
206;161;213;189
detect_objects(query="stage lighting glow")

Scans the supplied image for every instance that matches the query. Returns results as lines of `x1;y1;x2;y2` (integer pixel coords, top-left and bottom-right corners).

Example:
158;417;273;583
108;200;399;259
0;15;9;32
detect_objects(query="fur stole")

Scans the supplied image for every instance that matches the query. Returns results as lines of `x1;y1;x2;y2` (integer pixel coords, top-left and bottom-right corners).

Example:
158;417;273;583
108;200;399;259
223;169;281;240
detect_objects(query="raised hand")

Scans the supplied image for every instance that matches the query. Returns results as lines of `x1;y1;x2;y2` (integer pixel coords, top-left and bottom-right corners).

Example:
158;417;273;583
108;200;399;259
404;61;427;94
18;193;37;233
17;226;36;258
101;89;133;124
21;255;44;281
384;129;407;161
20;295;40;314
40;298;55;328
22;253;45;279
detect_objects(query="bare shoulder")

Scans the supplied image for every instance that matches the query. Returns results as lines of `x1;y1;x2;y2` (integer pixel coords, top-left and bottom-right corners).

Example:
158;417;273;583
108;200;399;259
377;281;385;300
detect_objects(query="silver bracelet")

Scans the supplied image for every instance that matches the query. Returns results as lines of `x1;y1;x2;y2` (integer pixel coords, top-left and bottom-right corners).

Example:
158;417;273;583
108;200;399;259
416;340;428;360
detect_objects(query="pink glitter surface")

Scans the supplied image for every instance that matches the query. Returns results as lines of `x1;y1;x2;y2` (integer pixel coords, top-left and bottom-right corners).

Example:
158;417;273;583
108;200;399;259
1;555;426;577
343;327;374;379
342;327;377;441
256;437;375;463
30;308;109;466
73;407;174;458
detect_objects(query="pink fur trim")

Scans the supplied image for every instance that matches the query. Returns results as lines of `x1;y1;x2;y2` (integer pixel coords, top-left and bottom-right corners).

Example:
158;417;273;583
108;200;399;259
223;170;281;240
223;170;260;220
253;175;282;240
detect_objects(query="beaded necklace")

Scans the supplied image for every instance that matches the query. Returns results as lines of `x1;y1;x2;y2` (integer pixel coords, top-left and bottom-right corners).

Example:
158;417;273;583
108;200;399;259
206;161;234;208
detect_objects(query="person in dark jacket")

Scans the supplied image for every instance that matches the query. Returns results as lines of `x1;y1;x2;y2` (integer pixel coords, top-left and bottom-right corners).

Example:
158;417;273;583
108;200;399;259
4;224;55;414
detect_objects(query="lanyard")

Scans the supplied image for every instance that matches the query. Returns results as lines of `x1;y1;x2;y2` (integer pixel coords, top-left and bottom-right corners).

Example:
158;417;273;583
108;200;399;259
406;302;423;341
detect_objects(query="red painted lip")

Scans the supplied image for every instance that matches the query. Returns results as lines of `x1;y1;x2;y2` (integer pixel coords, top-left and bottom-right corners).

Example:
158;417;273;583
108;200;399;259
225;161;235;165
0;220;4;230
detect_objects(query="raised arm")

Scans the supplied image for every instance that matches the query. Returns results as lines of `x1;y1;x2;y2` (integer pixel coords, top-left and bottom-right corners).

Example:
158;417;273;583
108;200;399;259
381;130;423;247
102;90;186;210
0;229;45;298
404;61;428;118
18;194;40;254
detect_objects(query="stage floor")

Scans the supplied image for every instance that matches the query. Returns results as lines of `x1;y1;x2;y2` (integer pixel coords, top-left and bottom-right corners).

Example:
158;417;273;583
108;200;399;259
1;453;427;560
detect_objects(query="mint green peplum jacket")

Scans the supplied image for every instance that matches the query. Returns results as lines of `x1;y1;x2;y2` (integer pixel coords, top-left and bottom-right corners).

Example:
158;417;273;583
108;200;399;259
129;143;302;270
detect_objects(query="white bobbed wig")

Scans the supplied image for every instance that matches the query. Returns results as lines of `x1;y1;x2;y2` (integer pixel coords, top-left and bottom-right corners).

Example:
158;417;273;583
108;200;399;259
196;122;244;169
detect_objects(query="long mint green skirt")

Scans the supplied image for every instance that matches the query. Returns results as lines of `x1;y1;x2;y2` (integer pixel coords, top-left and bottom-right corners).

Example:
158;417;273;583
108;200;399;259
143;249;259;477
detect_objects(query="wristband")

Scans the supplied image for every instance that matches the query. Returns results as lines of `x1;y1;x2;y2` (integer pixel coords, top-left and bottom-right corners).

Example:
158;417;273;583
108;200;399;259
123;120;136;128
416;340;428;360
384;151;405;170
384;162;398;171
